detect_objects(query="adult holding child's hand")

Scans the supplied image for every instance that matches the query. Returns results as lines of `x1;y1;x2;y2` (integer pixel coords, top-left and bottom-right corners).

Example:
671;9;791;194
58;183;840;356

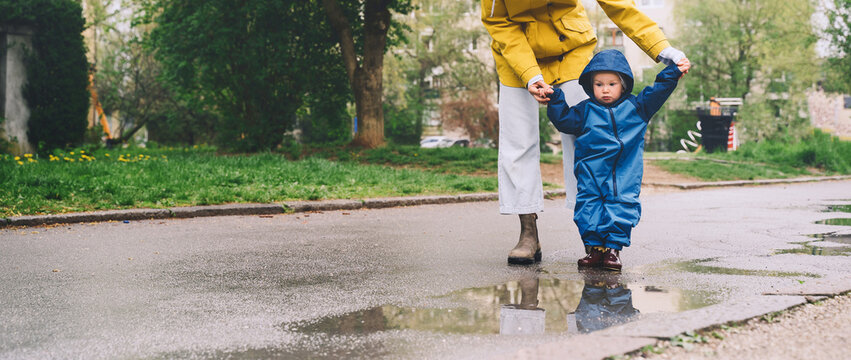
481;0;687;265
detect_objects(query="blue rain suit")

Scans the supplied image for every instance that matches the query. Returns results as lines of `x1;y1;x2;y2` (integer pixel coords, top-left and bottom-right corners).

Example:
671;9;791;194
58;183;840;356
547;50;681;250
574;283;639;333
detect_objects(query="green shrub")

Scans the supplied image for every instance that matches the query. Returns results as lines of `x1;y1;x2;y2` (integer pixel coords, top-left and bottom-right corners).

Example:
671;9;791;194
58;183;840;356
0;0;89;154
727;129;851;173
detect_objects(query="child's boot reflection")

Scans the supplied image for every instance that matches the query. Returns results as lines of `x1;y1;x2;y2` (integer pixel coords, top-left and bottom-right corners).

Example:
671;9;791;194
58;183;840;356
573;271;639;333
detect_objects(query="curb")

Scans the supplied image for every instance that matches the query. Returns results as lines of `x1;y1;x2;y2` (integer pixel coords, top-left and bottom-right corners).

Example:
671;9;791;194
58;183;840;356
3;175;849;228
0;191;565;229
645;175;851;189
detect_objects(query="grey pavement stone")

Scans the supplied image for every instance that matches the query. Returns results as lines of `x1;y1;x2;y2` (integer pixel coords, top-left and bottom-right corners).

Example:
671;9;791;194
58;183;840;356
507;335;657;360
282;199;364;213
6;209;171;227
763;276;851;296
457;192;500;202
169;203;284;218
543;189;567;198
596;295;807;339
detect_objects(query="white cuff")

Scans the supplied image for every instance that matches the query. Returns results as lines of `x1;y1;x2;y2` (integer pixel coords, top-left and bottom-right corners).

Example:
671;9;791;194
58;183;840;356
526;74;544;89
657;47;685;66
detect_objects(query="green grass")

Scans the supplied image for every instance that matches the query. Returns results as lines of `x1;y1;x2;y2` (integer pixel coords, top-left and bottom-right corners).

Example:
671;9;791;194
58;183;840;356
0;146;497;217
651;129;851;181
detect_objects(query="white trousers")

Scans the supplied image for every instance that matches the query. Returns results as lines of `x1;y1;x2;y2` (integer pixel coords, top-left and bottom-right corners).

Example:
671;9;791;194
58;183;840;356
498;80;588;214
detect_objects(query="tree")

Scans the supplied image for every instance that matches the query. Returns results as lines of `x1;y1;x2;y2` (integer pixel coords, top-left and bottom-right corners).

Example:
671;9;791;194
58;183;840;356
141;0;345;152
819;0;851;93
94;17;207;145
322;0;413;148
676;0;819;142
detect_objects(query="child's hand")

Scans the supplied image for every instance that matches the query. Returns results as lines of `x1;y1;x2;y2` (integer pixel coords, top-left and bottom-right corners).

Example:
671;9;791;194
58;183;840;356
677;58;691;79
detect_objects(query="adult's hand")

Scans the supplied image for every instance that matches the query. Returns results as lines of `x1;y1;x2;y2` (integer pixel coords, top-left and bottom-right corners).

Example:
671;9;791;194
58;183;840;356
527;80;554;104
677;57;691;79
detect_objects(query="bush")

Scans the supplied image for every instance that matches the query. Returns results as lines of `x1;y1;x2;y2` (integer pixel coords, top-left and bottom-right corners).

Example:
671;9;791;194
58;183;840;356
727;129;851;173
0;0;89;154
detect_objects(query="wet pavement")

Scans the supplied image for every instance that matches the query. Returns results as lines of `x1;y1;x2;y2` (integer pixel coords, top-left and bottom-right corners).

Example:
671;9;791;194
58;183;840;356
1;180;850;359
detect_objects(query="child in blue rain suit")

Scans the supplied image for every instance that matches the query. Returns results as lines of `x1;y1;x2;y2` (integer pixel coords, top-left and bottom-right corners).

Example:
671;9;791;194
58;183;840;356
547;49;689;271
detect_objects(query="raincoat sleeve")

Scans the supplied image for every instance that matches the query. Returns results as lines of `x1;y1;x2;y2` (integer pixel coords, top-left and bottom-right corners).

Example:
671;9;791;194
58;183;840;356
546;88;584;135
596;0;671;61
633;64;682;122
481;0;542;86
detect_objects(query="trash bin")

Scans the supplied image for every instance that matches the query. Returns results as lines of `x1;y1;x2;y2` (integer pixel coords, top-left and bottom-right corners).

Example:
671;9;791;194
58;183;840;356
695;106;736;153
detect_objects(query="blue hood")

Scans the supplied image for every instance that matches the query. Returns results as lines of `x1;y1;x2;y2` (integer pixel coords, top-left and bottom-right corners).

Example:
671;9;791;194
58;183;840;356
578;49;635;101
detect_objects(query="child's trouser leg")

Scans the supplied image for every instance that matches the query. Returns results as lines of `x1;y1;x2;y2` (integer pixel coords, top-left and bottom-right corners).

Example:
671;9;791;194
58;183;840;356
601;201;641;250
497;83;543;214
574;184;605;248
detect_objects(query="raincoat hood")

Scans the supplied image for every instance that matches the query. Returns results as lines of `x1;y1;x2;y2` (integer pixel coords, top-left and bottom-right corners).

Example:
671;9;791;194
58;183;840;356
578;49;635;102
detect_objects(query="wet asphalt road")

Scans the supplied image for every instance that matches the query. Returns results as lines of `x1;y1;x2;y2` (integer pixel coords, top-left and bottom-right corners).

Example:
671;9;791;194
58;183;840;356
1;180;850;359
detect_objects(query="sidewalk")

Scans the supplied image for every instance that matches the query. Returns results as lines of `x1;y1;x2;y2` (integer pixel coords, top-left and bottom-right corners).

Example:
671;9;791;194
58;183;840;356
3;175;850;228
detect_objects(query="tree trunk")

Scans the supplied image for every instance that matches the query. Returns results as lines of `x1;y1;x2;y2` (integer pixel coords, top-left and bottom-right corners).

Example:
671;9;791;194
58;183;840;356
322;0;391;149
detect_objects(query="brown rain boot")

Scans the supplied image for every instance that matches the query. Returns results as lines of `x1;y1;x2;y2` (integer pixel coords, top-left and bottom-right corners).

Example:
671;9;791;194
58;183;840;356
578;246;605;269
507;214;541;265
602;248;622;272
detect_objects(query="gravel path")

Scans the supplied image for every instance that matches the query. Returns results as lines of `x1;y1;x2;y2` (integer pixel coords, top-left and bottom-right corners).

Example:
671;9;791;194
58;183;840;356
631;293;851;360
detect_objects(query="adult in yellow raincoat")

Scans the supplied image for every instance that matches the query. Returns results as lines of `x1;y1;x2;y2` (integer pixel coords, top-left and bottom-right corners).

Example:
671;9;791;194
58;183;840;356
482;0;689;265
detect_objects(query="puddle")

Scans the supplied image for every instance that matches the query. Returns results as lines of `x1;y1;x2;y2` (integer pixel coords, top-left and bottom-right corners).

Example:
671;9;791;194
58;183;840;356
283;272;719;336
673;258;820;278
825;204;851;213
815;218;851;226
774;233;851;256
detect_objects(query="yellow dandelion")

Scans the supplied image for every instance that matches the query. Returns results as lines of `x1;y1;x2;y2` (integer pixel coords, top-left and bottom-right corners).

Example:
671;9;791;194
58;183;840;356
70;152;75;155
24;153;32;158
14;156;20;161
105;153;110;157
17;161;23;165
80;150;85;154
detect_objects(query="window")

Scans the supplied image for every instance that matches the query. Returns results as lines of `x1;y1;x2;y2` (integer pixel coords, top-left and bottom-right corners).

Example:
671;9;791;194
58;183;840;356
611;30;624;46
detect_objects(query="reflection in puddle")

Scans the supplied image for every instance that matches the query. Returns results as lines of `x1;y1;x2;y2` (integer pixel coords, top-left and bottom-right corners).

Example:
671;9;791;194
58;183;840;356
285;272;717;336
674;258;820;278
815;218;851;226
774;233;851;256
825;204;851;213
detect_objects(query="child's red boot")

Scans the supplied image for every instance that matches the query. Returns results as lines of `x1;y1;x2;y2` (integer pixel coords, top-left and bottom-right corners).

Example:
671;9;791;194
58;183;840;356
578;246;606;268
602;248;622;272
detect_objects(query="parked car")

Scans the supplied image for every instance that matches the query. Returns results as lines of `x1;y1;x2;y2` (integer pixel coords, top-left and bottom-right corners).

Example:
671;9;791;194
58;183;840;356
420;136;454;148
451;139;470;147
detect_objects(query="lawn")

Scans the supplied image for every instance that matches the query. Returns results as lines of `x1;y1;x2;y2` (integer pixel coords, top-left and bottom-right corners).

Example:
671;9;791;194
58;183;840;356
0;146;498;217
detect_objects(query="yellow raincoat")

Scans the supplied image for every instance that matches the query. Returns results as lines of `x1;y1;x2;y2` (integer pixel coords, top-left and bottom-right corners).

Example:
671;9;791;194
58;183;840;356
482;0;671;88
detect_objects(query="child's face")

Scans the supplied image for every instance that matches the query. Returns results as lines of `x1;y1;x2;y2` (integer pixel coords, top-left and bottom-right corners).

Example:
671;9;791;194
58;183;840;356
592;72;623;105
